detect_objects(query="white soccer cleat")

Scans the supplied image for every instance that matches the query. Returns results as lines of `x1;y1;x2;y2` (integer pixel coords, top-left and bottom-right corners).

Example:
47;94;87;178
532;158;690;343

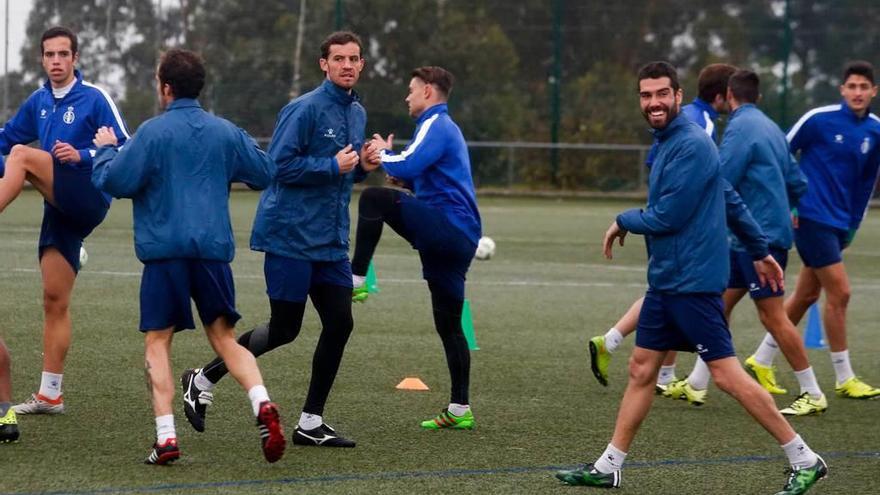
12;393;65;415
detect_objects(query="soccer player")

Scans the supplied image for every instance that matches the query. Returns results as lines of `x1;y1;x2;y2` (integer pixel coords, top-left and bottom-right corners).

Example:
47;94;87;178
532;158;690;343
555;62;827;495
350;66;482;430
0;27;130;415
751;60;880;399
0;334;18;443
91;48;284;465
589;64;737;391
663;70;827;416
180;31;378;448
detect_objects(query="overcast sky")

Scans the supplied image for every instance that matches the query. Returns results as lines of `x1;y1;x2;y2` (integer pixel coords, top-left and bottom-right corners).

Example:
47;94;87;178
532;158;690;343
1;0;34;73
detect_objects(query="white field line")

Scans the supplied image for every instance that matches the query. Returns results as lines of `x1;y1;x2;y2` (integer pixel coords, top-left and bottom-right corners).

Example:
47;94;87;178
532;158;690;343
6;267;880;290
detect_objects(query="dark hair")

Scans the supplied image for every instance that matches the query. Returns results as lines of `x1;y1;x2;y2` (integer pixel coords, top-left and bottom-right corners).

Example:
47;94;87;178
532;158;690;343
728;69;760;104
320;31;363;59
412;66;454;97
41;26;78;55
158;49;206;99
697;63;737;102
843;60;875;85
637;61;680;92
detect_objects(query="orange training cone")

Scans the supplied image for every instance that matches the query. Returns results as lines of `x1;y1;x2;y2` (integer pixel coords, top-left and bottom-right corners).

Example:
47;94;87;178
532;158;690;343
396;377;430;391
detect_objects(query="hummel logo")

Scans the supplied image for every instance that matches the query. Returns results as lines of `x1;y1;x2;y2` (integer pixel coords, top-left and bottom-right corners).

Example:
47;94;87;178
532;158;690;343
297;431;335;445
696;344;708;354
835;134;844;143
323;128;336;138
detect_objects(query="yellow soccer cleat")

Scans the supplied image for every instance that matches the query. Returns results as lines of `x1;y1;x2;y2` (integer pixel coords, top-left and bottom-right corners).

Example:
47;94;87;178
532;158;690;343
744;355;788;395
780;393;828;416
662;378;707;406
835;376;880;399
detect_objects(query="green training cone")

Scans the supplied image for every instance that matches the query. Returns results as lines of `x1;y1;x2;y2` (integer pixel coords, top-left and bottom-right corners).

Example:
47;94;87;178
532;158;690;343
462;299;479;350
366;261;380;293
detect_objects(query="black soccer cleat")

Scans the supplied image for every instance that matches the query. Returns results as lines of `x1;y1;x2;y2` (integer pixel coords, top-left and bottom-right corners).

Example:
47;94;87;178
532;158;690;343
292;422;356;448
181;368;213;432
145;438;180;465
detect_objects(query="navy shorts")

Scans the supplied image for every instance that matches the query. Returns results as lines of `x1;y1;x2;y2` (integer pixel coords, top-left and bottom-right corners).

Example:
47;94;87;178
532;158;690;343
264;254;352;303
794;217;848;268
635;291;736;362
728;247;788;299
399;194;476;301
38;161;110;273
139;259;241;332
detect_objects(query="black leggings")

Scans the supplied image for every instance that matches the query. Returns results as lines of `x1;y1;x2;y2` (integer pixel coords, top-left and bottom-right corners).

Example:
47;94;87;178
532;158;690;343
201;284;353;415
352;186;471;404
351;187;410;276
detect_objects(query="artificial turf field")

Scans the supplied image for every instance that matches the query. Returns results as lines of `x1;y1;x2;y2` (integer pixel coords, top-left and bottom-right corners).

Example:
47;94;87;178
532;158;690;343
1;190;878;495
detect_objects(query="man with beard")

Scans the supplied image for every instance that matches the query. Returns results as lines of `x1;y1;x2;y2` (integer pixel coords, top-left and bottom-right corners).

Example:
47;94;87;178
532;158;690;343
555;62;827;495
180;31;379;448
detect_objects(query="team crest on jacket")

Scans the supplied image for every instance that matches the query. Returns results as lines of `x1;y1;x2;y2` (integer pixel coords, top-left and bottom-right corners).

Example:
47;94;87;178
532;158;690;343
40;108;48;119
862;137;871;154
62;106;76;124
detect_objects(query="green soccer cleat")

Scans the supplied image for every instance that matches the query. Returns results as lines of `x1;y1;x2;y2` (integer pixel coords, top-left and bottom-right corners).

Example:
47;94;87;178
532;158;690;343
745;355;788;395
589;335;611;387
555;463;621;488
0;408;20;443
352;285;369;303
420;408;475;430
774;456;828;495
835;376;880;399
780;393;828;416
662;378;707;406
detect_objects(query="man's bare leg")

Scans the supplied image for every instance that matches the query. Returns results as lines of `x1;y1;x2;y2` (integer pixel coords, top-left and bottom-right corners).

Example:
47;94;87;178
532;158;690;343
0;145;55;212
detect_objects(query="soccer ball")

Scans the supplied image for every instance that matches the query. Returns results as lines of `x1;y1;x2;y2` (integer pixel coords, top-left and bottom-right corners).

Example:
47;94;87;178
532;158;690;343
474;236;496;260
79;246;88;267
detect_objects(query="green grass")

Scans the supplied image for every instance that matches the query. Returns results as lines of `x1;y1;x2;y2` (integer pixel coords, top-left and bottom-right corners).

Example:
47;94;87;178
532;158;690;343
1;190;878;494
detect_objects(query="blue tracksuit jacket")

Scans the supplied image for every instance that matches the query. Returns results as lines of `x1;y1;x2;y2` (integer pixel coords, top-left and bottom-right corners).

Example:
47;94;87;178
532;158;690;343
721;104;807;251
787;101;880;231
617;114;768;294
92;98;274;262
250;79;368;261
380;103;481;244
0;70;130;184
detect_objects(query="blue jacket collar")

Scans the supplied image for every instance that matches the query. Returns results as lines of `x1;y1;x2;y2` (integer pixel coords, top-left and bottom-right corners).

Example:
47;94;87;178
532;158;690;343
651;112;689;141
690;97;719;121
166;98;201;111
320;78;359;105
839;98;873;121
729;103;757;120
43;69;83;94
416;103;448;124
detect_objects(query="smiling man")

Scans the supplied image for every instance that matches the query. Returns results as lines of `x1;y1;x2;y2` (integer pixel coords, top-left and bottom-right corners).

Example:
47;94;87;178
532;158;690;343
555;61;827;495
751;60;880;400
181;31;379;448
0;26;130;416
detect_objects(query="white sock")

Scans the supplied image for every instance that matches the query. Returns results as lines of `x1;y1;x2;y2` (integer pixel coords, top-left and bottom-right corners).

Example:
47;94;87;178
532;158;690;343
352;274;366;288
194;370;216;391
830;350;855;385
781;434;818;469
156;414;176;443
794;367;823;398
604;328;624;354
299;412;322;430
594;443;627;473
247;385;270;417
657;365;677;386
448;403;470;416
39;372;63;400
686;357;710;391
753;333;780;366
